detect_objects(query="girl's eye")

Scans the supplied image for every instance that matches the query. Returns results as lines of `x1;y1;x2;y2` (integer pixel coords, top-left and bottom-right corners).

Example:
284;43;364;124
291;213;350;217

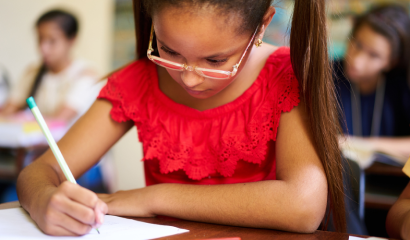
161;46;179;57
356;42;364;50
206;58;228;66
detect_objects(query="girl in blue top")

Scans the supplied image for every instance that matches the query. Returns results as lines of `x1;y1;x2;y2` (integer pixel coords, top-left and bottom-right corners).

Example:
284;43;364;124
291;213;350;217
334;4;410;160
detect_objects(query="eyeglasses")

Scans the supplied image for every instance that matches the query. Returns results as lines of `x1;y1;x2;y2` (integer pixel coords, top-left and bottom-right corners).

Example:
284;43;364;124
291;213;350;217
147;23;259;80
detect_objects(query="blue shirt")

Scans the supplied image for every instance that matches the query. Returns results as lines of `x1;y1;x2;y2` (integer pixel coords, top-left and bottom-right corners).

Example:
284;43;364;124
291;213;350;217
334;60;410;137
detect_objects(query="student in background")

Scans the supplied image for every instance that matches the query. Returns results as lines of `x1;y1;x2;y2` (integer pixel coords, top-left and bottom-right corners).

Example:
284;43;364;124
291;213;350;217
334;5;410;159
386;181;410;239
17;0;347;236
0;10;99;123
0;10;105;201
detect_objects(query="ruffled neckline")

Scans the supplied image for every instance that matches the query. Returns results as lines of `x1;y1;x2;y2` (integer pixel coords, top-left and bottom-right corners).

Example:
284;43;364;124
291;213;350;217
151;47;284;119
98;46;300;180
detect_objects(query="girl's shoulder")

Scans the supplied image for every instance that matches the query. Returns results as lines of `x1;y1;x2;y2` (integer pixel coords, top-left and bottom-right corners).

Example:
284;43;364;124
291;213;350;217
109;58;155;81
105;58;155;89
97;58;157;122
263;46;294;76
255;46;296;90
66;59;99;79
256;46;299;110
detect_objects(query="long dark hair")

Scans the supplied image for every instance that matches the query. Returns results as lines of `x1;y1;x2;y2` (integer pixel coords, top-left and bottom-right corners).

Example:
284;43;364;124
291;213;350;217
133;0;346;232
29;10;79;98
351;4;410;84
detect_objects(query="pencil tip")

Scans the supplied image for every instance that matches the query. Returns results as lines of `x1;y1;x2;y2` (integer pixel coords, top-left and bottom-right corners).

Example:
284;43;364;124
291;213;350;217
97;228;100;234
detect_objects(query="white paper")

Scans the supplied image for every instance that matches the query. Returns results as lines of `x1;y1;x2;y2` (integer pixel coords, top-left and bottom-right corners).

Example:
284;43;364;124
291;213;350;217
0;208;188;239
349;236;388;240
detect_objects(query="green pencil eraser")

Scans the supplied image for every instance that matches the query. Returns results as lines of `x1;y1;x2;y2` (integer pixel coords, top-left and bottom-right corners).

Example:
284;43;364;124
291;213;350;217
26;96;37;109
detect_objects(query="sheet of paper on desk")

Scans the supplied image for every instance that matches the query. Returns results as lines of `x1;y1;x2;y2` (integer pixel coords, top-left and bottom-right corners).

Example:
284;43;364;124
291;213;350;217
403;157;410;177
349;236;388;240
0;208;189;239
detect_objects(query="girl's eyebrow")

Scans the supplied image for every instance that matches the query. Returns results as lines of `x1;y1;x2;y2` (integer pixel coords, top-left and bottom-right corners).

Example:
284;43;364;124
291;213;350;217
157;38;179;53
157;37;237;59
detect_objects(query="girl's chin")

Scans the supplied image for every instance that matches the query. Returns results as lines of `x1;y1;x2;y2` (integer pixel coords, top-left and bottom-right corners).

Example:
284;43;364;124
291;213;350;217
184;88;217;99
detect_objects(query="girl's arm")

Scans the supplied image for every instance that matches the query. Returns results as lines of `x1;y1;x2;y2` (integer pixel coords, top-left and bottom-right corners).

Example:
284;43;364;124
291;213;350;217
16;99;133;236
53;105;78;122
0;101;21;115
340;136;410;162
99;102;328;233
386;182;410;239
368;137;410;160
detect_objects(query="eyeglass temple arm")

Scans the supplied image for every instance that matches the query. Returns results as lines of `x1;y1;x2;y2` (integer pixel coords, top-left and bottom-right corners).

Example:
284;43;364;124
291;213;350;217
235;25;260;69
148;23;155;53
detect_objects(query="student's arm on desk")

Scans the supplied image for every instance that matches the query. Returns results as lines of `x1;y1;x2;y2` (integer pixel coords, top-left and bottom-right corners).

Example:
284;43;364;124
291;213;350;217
98;103;328;233
386;181;410;240
342;136;410;160
0;101;22;116
16;100;133;236
369;137;410;159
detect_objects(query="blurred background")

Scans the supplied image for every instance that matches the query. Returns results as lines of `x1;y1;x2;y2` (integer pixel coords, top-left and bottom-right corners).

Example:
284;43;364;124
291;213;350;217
0;0;409;238
0;0;145;201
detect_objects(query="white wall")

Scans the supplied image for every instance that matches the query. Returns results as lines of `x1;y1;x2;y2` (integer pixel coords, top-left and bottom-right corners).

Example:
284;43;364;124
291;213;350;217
0;0;146;192
111;127;145;191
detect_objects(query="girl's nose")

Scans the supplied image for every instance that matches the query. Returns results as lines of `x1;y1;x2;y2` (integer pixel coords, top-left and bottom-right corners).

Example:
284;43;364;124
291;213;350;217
181;70;204;88
351;53;366;72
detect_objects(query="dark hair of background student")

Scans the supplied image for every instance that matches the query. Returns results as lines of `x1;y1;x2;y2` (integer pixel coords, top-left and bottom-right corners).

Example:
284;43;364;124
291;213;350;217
132;0;346;232
29;10;79;98
351;4;410;85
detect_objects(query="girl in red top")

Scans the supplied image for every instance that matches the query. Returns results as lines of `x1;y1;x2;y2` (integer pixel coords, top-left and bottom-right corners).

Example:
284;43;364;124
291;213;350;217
17;0;346;235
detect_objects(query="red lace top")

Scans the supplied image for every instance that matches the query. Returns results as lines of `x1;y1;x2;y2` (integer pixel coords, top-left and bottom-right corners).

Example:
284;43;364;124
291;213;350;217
98;47;300;186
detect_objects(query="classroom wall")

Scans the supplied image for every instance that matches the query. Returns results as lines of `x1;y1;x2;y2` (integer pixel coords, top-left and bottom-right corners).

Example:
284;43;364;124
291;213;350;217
111;127;145;191
0;0;146;192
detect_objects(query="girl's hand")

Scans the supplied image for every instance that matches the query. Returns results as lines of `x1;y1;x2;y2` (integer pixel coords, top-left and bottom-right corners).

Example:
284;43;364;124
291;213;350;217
98;187;156;218
31;181;108;236
401;212;410;240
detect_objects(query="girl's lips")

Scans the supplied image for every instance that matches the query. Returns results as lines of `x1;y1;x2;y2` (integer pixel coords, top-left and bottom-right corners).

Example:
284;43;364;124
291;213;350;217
185;88;206;95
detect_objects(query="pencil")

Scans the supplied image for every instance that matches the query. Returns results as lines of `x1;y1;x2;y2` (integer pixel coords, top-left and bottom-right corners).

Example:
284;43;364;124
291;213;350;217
26;96;100;234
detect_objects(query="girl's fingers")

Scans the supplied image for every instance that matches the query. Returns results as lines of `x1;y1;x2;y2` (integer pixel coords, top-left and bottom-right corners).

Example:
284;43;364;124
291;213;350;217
93;200;108;227
60;181;99;209
42;209;92;236
52;194;96;225
54;211;93;236
43;225;79;236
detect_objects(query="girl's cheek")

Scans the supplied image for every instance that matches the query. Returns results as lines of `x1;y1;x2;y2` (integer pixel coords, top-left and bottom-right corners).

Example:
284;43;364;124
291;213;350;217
167;71;182;83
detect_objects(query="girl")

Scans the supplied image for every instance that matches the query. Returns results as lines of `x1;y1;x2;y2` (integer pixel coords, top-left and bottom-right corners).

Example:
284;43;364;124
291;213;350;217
17;0;346;236
1;10;104;201
335;5;410;159
0;10;99;122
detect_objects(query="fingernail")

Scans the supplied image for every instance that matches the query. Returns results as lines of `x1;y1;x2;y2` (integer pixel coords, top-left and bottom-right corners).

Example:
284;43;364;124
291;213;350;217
98;212;104;224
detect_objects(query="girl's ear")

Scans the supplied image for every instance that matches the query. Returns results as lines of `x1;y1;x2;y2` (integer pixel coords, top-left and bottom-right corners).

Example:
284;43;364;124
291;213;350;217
258;6;276;39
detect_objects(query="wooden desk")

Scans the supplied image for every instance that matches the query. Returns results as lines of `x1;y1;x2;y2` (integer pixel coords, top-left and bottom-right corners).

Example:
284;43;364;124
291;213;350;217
0;202;376;240
364;162;408;210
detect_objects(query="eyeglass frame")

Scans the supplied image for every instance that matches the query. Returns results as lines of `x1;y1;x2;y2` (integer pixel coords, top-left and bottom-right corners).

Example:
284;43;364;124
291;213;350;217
147;23;260;80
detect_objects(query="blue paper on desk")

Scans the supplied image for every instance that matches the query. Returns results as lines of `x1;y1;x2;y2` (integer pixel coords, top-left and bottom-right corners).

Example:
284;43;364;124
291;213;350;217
0;208;188;239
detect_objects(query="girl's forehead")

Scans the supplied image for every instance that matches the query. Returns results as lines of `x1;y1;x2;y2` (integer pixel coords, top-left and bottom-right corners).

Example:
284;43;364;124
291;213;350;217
37;22;66;37
153;6;243;39
152;6;252;58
